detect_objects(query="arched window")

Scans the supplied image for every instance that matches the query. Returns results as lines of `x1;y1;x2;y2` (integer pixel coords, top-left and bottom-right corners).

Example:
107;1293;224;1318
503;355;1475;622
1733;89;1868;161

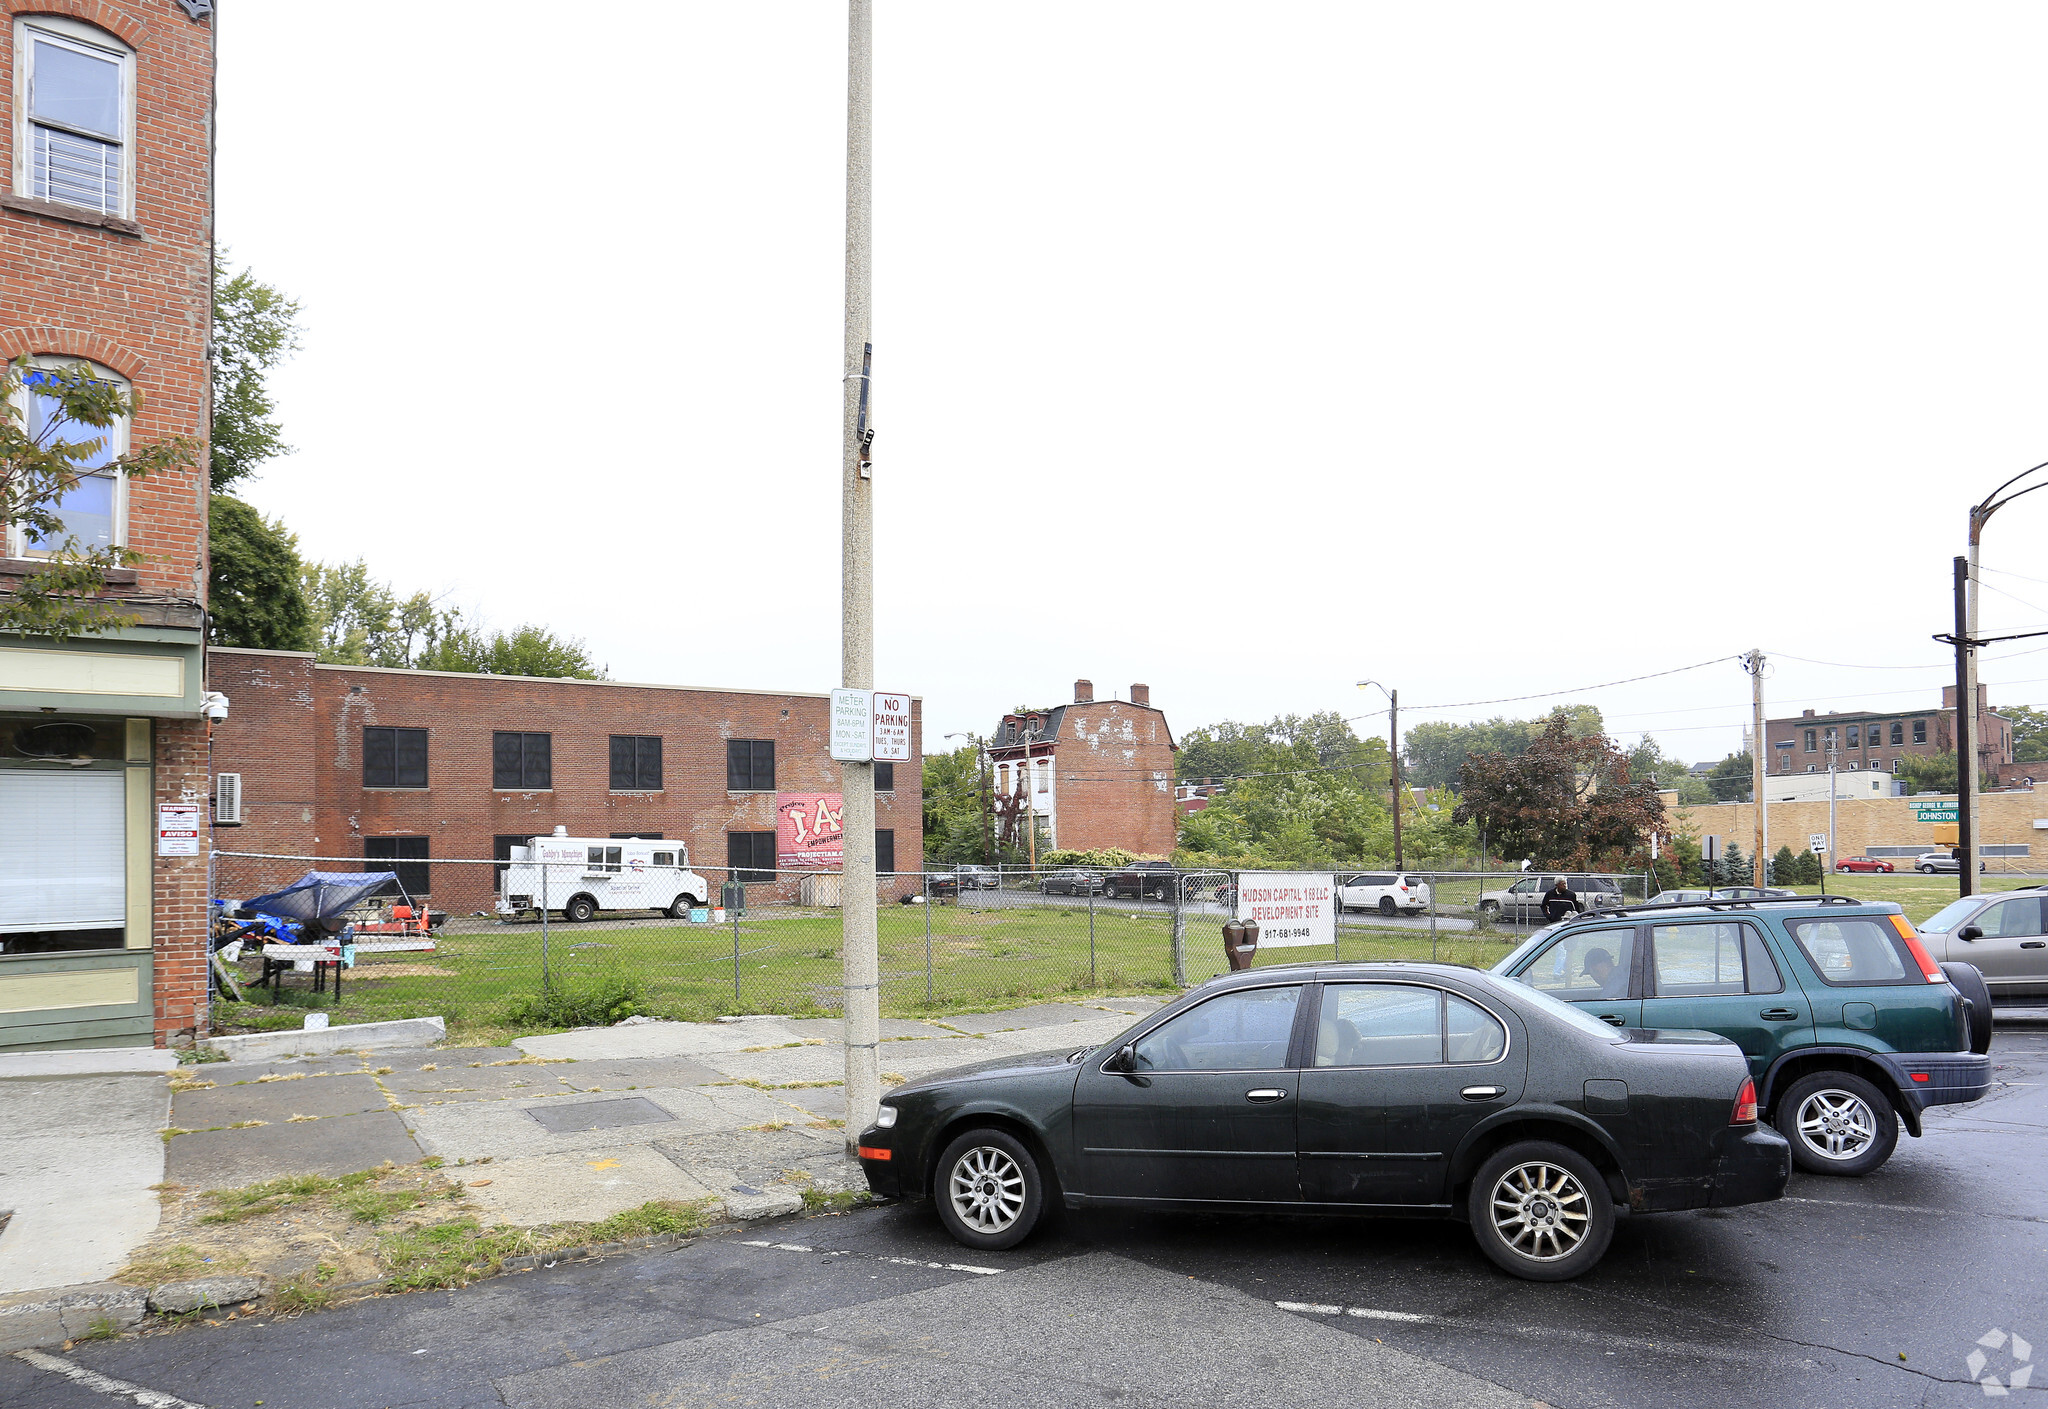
9;359;130;558
13;15;134;217
1890;722;1904;746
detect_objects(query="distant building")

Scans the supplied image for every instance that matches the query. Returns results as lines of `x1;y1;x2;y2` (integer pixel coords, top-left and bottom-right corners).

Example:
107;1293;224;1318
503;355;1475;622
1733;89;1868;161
988;680;1179;857
1764;686;2013;783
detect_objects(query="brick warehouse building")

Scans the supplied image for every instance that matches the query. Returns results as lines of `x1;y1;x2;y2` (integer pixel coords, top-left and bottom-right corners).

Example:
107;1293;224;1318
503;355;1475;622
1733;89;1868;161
0;1;215;1052
1766;685;2014;784
206;650;925;915
988;680;1178;857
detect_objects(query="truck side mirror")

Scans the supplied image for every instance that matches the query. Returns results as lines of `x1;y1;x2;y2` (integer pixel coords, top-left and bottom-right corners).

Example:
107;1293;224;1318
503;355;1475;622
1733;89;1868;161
1957;925;1983;942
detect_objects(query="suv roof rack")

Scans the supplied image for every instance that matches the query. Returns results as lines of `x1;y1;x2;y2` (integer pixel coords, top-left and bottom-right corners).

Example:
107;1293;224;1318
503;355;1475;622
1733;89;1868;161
1561;893;1866;923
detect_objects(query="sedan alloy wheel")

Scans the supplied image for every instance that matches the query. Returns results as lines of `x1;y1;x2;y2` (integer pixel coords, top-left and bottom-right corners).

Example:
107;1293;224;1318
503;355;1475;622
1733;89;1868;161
1490;1161;1591;1262
933;1127;1045;1250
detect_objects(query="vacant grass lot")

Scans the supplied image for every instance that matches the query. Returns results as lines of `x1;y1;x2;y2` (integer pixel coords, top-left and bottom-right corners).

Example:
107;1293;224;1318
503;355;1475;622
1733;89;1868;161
213;873;2034;1042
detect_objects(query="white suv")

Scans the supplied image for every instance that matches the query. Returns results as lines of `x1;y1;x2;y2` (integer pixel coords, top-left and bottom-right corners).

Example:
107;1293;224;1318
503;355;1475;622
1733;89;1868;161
1336;872;1433;917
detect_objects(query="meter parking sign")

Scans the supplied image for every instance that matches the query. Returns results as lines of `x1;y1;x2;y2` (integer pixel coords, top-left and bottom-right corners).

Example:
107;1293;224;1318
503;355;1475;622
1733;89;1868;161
829;688;914;763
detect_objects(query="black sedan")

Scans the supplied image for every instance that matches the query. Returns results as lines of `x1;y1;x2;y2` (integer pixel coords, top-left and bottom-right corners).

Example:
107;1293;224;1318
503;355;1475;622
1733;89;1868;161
857;962;1790;1281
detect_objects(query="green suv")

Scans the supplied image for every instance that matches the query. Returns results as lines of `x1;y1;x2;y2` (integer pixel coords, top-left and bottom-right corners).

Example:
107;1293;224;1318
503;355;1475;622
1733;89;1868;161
1492;895;1992;1176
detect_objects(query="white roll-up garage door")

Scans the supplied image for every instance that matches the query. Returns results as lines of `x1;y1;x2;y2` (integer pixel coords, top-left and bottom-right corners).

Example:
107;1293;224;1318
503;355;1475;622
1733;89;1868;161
0;772;126;933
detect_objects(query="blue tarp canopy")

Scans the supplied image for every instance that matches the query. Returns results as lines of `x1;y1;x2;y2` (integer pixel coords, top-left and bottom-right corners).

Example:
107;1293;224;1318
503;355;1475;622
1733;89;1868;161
241;871;401;926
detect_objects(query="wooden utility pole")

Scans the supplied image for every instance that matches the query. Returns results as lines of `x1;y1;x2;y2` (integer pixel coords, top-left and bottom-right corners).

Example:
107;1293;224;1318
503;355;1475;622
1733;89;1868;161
1746;649;1767;887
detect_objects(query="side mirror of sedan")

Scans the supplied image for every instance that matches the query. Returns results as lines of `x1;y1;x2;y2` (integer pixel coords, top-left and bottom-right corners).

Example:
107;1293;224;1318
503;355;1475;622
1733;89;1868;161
1110;1042;1138;1073
1957;925;1983;942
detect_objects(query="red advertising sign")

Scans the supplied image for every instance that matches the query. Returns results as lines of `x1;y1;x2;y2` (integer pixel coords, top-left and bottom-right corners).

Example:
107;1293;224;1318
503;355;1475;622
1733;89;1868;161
776;792;845;868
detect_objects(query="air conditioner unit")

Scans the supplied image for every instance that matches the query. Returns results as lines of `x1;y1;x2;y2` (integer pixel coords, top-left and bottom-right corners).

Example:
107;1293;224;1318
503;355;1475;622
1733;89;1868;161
215;772;243;825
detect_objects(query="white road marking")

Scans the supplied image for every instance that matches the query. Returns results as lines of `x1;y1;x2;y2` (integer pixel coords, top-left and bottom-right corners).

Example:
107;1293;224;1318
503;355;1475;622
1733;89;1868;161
1781;1195;2048;1224
11;1349;210;1408
740;1242;1003;1275
1273;1303;1804;1369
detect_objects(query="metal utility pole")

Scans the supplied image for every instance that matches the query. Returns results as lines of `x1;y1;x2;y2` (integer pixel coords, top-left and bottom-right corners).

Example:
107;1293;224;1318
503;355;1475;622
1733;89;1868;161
1358;680;1401;868
838;0;880;1146
1954;555;1977;898
1745;650;1766;887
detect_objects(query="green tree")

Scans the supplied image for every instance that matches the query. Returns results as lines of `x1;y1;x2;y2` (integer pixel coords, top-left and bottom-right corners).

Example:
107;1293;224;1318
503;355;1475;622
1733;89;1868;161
2;359;196;639
1403;705;1605;790
301;558;438;667
1451;715;1666;870
2006;704;2048;764
1771;844;1797;886
207;495;311;649
413;615;603;678
1706;751;1754;802
209;250;303;492
921;745;989;866
1718;841;1748;888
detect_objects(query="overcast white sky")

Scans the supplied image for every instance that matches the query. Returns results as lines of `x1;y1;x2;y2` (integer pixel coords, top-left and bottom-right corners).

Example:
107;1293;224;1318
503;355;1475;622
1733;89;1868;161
216;3;2048;765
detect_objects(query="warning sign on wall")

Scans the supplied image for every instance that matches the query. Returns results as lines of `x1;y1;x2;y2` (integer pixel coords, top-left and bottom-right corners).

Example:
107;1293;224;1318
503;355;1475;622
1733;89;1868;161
157;802;201;856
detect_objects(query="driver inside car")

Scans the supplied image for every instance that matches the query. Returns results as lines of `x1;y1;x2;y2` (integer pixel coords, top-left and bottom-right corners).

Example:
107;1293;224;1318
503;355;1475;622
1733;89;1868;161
1582;947;1628;1000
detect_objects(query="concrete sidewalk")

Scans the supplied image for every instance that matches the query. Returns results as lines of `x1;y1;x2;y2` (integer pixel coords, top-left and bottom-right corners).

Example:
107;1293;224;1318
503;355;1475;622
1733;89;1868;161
0;994;1164;1345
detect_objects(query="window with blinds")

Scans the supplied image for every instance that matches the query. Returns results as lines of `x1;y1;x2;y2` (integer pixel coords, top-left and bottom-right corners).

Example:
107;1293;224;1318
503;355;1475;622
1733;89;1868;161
0;772;125;936
24;23;128;215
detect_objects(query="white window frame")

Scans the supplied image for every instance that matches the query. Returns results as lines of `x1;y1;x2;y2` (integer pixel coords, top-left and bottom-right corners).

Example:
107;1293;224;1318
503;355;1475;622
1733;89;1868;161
6;356;131;559
13;16;135;218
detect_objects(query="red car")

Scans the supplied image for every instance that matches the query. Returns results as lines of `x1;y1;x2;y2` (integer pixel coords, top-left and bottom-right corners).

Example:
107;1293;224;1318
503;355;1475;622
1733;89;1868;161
1833;856;1895;873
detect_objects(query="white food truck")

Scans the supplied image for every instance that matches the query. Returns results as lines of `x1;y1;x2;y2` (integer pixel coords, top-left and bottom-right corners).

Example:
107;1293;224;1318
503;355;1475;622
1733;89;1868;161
497;827;711;922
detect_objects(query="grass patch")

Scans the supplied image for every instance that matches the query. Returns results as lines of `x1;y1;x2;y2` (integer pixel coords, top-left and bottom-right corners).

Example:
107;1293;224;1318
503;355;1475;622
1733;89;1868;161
799;1187;867;1214
274;1267;337;1315
118;1244;246;1285
580;1198;719;1244
200;1170;377;1224
337;1186;438;1224
174;1047;228;1065
80;1315;120;1342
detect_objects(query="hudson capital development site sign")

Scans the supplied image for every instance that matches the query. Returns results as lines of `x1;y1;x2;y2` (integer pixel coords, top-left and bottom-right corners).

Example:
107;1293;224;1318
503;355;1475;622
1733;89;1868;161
1237;872;1335;948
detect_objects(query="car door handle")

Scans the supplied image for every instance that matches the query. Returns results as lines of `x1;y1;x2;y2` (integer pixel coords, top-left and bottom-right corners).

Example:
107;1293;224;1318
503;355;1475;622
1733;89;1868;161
1244;1089;1288;1103
2023;942;2046;949
1597;1014;1627;1026
1760;1008;1800;1021
1461;1086;1504;1101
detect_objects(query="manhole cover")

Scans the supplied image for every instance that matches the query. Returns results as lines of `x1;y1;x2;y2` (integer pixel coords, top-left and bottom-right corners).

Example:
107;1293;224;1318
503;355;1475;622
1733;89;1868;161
525;1096;674;1134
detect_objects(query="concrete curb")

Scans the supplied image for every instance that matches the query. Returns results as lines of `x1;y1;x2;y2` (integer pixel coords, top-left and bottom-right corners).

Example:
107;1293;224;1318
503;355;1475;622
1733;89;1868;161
199;1017;446;1061
0;1050;177;1080
0;1282;149;1354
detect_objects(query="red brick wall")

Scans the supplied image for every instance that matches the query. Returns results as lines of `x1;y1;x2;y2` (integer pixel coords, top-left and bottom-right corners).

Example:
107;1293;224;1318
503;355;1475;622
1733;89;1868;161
1053;701;1179;857
208;651;926;913
2;0;214;602
153;715;209;1045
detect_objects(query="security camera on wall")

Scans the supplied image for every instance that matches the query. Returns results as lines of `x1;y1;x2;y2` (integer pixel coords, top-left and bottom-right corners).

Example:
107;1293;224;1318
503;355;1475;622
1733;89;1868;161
201;692;230;723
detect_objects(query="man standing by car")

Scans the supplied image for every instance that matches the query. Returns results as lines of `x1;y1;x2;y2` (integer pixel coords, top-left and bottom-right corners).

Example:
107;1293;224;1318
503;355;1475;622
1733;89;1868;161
1542;877;1578;923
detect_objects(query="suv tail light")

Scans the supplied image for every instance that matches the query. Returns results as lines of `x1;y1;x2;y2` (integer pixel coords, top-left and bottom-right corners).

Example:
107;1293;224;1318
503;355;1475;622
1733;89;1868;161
1888;913;1946;983
1731;1078;1758;1125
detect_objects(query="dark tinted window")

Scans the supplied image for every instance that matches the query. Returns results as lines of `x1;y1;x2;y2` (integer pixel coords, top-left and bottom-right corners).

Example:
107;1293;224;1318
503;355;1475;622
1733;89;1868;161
363;727;427;788
728;739;775;791
874;762;895;793
875;829;895;874
493;732;551;789
492;834;526;881
609;735;662;790
1131;986;1301;1071
1890;723;1904;745
364;836;429;899
727;831;776;883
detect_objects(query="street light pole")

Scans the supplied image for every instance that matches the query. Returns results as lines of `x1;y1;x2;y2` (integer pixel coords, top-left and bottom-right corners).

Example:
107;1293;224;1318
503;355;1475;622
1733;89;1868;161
1959;462;2048;897
838;0;879;1148
1357;681;1401;869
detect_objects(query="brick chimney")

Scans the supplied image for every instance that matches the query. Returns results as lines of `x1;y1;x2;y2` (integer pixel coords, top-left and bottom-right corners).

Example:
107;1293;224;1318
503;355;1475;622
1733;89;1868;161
1131;683;1150;707
1074;678;1094;703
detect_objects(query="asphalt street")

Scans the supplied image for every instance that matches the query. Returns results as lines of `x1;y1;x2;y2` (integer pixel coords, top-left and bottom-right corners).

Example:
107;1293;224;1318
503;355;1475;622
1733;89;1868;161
8;1024;2046;1409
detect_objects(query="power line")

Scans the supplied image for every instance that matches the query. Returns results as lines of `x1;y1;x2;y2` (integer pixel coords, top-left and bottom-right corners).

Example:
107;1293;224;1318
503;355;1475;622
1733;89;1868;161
1342;654;1742;724
1762;650;1951;672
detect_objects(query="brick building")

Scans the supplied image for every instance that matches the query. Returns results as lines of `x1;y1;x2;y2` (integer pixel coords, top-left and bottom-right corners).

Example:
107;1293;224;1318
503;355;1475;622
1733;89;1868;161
1765;686;2013;784
0;1;215;1052
988;680;1178;857
206;650;925;914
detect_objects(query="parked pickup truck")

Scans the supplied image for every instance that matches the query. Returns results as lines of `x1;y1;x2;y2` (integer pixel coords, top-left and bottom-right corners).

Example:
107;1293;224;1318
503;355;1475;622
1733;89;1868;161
1101;861;1178;902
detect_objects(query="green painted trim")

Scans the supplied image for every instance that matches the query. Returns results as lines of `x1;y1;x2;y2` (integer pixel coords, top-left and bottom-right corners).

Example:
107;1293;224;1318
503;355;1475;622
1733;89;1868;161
0;1018;155;1051
0;950;154;1037
125;762;151;947
0;633;204;715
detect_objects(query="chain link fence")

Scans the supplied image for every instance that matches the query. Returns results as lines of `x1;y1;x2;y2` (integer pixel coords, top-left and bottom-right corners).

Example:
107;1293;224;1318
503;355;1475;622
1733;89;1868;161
205;852;1657;1038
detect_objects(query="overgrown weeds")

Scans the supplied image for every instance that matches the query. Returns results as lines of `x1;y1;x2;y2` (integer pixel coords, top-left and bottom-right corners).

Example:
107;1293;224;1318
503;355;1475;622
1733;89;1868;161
200;1169;378;1223
503;973;646;1030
